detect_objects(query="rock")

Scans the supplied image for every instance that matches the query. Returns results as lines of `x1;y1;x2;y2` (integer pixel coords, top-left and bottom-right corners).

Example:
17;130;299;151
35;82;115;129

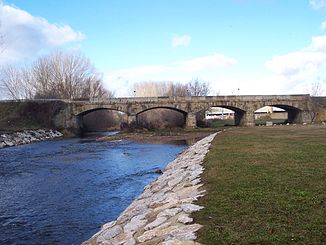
181;203;204;213
0;129;62;148
174;185;203;200
158;207;182;218
123;214;147;234
144;216;167;230
153;198;179;213
191;178;201;186
117;202;149;224
136;229;157;243
4;140;14;146
168;224;202;241
168;175;184;188
138;221;173;241
101;221;116;230
177;214;193;224
96;225;123;242
154;169;163;174
163;240;201;245
151;178;168;193
124;237;136;245
109;232;134;245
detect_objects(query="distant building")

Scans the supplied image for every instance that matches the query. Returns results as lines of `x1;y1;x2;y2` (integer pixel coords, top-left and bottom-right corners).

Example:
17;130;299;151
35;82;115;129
254;106;287;120
206;107;234;120
205;106;287;120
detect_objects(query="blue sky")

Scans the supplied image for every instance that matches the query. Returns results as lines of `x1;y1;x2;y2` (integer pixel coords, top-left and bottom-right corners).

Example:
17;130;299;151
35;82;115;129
1;0;326;96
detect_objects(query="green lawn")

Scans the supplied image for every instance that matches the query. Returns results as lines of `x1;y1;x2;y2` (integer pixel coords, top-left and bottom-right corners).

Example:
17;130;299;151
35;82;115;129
194;125;326;244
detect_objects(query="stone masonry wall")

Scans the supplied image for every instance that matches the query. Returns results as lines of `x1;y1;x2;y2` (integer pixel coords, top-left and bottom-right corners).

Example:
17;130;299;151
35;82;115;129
83;133;218;245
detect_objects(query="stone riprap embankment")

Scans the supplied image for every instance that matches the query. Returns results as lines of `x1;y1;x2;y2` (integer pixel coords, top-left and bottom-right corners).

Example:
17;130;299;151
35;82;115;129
0;129;63;148
83;133;218;245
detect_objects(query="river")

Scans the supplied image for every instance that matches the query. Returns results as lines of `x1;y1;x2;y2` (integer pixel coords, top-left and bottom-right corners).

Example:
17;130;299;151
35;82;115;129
0;132;187;245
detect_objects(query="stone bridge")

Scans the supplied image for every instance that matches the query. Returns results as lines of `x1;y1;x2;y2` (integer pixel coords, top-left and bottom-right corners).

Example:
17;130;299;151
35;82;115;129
54;94;317;132
0;94;323;133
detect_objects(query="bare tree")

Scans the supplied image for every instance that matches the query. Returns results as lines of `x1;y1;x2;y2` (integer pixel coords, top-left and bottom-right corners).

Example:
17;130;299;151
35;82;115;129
308;80;325;123
186;78;210;96
132;81;172;97
33;51;109;100
1;50;113;100
0;65;35;99
309;81;324;96
165;82;189;97
132;80;198;97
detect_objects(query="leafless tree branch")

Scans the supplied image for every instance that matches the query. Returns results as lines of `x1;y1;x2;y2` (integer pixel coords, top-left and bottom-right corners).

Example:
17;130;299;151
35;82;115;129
1;50;114;100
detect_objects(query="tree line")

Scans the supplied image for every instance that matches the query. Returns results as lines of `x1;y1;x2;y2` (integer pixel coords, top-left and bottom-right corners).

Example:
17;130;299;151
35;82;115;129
1;51;211;100
132;79;210;97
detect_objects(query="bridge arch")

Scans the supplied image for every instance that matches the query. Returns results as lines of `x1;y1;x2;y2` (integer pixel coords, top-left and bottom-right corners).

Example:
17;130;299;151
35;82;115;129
135;106;188;129
270;104;301;123
254;104;302;125
135;106;187;116
195;105;247;127
76;107;127;132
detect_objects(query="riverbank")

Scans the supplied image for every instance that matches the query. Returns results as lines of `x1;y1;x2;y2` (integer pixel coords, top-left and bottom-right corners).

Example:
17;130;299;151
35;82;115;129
83;133;218;244
193;125;326;244
96;129;219;145
0;129;63;148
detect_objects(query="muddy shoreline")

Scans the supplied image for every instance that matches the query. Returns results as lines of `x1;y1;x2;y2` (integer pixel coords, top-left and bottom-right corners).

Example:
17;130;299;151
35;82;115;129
95;130;219;145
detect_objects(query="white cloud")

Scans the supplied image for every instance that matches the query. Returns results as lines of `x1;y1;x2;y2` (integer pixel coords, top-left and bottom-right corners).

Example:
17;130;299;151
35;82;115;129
309;0;326;9
175;54;237;72
172;35;191;48
265;33;326;95
104;54;237;96
266;51;326;76
321;20;326;30
310;35;326;51
266;35;326;76
0;3;84;65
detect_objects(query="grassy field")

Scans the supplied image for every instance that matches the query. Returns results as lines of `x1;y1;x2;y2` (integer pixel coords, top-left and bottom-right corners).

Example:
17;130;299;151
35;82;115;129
194;125;326;244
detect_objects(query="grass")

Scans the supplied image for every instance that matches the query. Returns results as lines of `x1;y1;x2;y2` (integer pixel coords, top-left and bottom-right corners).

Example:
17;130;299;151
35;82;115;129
194;125;326;244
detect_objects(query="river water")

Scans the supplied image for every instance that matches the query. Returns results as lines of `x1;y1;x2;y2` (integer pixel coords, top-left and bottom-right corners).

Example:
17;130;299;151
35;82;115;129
0;133;187;244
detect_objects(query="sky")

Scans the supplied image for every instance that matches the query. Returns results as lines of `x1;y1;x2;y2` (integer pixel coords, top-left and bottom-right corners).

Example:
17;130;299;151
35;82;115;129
1;0;326;97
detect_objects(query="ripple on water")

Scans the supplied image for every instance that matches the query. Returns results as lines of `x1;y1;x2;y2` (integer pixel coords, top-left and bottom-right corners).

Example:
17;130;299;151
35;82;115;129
0;134;186;244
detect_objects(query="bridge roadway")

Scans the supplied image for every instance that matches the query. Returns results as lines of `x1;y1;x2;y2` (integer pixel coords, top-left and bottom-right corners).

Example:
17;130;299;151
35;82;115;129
0;94;319;133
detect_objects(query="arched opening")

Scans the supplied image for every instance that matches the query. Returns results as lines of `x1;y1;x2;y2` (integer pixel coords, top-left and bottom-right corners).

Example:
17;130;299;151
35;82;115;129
254;105;300;126
77;108;127;132
136;107;187;129
197;106;245;127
